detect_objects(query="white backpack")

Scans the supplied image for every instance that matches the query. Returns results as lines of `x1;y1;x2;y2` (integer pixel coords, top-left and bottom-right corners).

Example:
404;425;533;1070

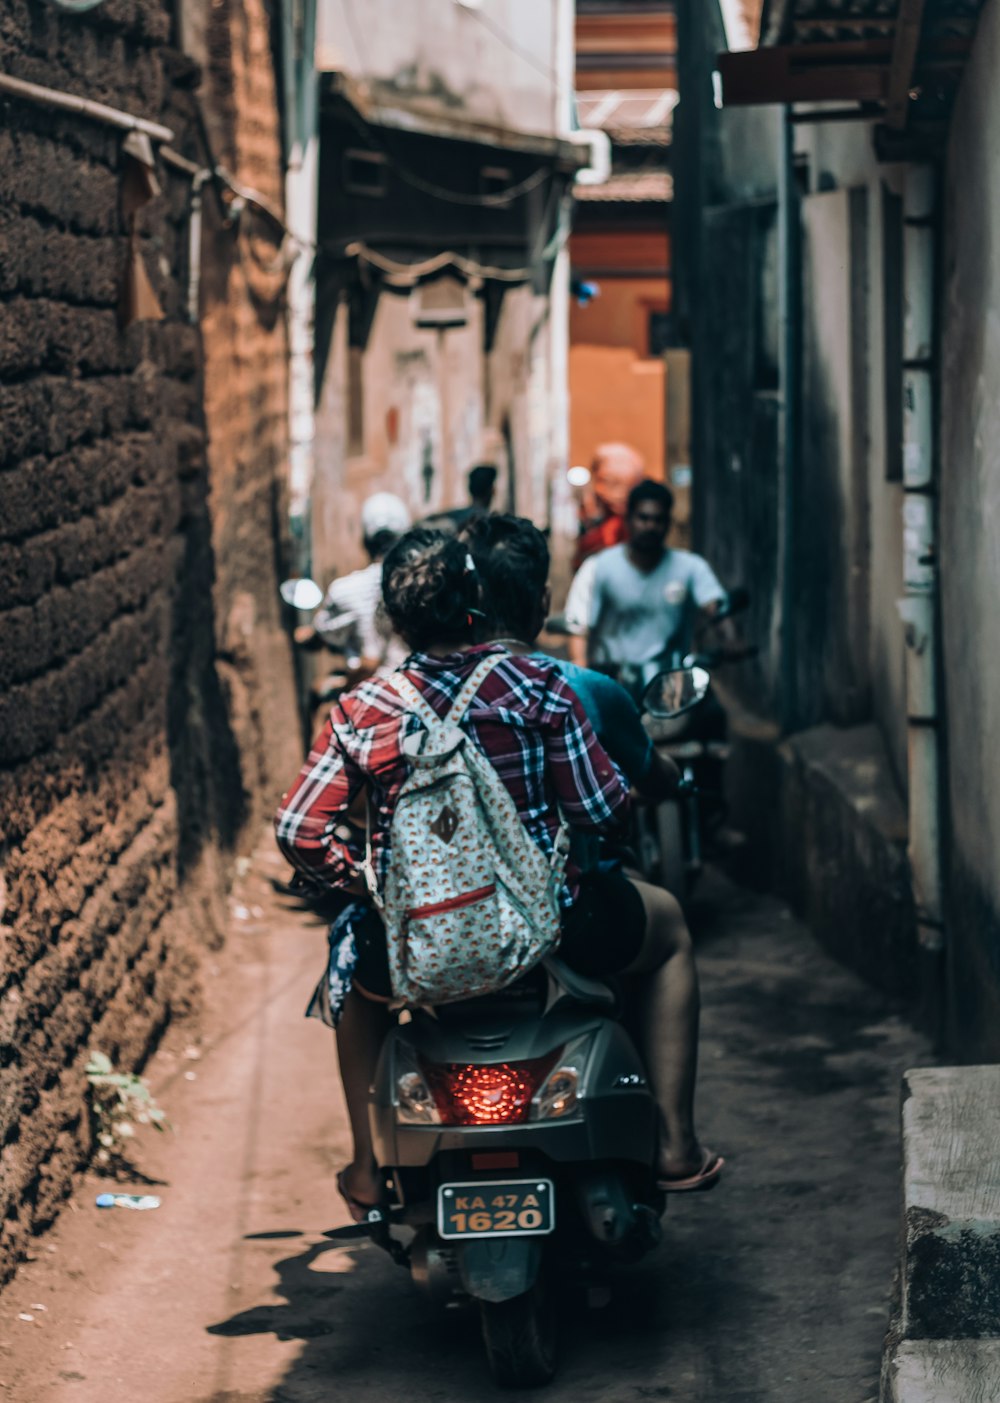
364;653;567;1006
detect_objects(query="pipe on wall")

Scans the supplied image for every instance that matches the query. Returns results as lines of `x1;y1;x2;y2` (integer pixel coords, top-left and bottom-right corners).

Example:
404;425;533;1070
898;163;944;954
777;105;802;732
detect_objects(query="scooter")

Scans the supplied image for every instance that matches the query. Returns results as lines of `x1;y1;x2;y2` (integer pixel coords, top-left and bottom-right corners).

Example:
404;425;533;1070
635;591;756;898
324;667;709;1389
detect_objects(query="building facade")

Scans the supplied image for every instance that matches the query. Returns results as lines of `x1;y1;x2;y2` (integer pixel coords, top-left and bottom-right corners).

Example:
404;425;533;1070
569;2;674;494
307;0;583;581
0;0;299;1281
674;0;996;1054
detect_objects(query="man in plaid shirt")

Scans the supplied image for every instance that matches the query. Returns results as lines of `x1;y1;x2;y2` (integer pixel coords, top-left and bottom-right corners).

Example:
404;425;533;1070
275;642;630;906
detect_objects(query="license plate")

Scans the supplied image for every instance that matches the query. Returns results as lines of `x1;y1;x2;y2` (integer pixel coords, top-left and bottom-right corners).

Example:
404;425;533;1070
437;1179;555;1239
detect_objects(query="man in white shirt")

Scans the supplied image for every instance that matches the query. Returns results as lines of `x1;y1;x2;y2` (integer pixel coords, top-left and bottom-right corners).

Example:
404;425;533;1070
585;480;726;692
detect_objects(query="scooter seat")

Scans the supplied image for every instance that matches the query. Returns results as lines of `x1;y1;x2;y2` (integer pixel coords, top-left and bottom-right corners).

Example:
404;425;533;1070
544;957;616;1009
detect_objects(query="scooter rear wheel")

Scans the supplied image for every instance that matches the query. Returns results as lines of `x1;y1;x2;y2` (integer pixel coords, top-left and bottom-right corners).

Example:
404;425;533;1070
479;1278;556;1388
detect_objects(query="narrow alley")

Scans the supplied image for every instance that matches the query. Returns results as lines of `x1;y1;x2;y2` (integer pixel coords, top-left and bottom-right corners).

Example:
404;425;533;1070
0;839;926;1403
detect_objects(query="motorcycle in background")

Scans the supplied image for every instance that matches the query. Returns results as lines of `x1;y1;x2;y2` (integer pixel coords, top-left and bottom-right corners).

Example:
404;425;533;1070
279;576;356;741
623;590;757;899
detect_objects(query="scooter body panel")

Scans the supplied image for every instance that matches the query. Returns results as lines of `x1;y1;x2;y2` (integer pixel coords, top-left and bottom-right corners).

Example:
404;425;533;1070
371;1007;657;1171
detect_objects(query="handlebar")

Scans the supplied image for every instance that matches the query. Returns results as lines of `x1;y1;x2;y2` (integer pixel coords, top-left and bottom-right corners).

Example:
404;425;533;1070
683;643;759;670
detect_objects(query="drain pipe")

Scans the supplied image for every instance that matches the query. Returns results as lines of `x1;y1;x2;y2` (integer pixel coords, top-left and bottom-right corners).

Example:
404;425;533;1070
898;163;944;957
282;0;319;564
777;105;802;733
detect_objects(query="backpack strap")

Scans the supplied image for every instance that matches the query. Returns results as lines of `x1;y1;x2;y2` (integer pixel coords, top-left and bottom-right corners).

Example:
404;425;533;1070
444;652;505;725
389;672;441;729
389;653;505;731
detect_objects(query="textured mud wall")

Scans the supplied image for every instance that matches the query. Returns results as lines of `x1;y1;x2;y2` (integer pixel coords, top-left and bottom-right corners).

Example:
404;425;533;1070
0;0;299;1282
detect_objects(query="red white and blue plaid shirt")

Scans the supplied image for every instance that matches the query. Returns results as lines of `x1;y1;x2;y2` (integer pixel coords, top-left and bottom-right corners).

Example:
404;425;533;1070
274;644;630;905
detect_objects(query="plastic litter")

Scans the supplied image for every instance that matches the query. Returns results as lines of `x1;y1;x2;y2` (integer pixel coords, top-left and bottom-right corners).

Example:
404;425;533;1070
95;1193;161;1211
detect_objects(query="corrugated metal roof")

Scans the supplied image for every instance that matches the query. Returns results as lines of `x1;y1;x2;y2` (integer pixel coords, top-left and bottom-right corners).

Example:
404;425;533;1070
574;169;673;203
720;0;985;145
776;0;980;45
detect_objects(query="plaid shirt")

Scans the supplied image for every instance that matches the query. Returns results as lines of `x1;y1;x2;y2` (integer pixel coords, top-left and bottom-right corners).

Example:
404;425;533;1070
274;644;630;905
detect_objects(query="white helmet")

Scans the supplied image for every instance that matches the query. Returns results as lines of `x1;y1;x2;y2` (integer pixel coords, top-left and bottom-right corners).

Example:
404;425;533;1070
360;492;411;540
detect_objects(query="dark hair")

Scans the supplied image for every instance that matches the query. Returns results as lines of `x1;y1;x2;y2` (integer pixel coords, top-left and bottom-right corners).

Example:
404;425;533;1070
627;478;674;518
364;526;402;561
468;464;498;502
462;513;549;642
382;528;480;650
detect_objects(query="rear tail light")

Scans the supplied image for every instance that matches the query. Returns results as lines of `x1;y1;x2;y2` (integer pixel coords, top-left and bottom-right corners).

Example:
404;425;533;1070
421;1052;562;1126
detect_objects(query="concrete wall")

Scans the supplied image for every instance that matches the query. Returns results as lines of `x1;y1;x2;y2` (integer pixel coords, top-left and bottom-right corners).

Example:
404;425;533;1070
794;124;908;784
313;282;563;580
316;0;572;138
940;0;1000;1058
0;0;298;1282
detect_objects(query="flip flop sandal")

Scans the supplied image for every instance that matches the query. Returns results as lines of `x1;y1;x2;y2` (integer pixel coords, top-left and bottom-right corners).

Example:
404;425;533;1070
656;1152;725;1194
336;1169;384;1224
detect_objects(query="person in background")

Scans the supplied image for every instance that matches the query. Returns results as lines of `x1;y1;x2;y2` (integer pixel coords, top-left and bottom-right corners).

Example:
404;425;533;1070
427;462;498;532
462;511;723;1195
586;479;726;692
298;492;412;677
573;441;646;570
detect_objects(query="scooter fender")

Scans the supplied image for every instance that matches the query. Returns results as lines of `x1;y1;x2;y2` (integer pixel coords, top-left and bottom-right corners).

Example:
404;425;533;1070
456;1236;543;1304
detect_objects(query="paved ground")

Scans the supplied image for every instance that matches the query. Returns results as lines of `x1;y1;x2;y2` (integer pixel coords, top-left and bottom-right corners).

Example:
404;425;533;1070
0;838;929;1403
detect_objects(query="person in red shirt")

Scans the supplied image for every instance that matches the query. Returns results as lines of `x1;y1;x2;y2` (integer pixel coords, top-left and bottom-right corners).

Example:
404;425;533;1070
573;441;646;570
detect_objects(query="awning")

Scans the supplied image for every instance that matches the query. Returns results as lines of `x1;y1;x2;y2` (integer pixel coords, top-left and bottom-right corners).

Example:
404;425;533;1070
326;71;585;171
717;0;985;155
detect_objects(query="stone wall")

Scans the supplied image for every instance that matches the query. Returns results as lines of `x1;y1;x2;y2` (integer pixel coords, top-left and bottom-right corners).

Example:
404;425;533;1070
0;0;299;1282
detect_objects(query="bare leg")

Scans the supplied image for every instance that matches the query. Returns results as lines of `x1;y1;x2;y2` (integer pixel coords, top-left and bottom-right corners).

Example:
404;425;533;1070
623;877;709;1180
336;985;391;1205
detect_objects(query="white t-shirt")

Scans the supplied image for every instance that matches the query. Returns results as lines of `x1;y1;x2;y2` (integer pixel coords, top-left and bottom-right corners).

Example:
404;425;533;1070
313;562;406;671
588;544;725;668
564;554;599;636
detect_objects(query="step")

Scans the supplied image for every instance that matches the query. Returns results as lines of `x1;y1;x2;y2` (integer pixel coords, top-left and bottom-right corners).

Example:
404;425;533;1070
902;1066;1000;1339
886;1339;1000;1402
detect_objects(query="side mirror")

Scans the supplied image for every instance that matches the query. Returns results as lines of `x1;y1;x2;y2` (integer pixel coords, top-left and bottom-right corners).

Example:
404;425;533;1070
642;666;711;719
280;577;324;611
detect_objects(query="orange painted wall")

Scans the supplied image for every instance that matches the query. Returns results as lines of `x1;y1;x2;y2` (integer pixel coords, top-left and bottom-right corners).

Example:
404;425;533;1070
569;229;670;478
569;346;665;481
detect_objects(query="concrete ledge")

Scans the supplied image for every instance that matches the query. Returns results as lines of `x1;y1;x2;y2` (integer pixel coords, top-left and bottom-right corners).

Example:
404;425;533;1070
722;707;919;1001
902;1067;1000;1339
885;1340;1000;1402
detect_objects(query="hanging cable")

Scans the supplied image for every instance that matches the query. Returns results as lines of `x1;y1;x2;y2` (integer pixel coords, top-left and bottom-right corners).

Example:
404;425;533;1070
337;198;570;287
333;86;556;209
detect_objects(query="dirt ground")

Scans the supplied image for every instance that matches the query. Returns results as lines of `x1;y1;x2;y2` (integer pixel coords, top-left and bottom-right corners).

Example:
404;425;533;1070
0;837;928;1403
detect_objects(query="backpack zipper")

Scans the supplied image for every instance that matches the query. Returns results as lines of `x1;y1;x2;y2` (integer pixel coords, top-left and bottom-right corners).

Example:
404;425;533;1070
407;884;496;920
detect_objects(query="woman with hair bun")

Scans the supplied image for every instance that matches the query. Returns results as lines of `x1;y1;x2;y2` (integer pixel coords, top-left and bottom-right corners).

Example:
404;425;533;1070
276;527;633;1220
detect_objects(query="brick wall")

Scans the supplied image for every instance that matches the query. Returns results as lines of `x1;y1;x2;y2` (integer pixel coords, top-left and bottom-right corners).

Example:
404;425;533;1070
0;0;300;1282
